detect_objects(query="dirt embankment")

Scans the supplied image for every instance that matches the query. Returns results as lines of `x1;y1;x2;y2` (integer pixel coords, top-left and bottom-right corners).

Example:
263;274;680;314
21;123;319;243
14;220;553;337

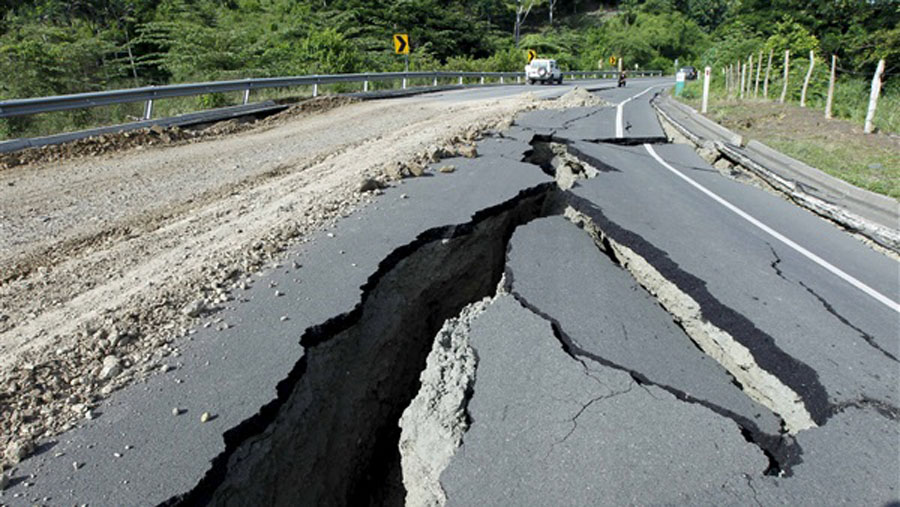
0;96;358;171
0;88;590;471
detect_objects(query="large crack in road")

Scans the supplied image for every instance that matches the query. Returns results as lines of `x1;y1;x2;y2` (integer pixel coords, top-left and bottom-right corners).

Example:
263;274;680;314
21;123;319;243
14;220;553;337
174;115;855;503
164;185;554;506
168;130;817;504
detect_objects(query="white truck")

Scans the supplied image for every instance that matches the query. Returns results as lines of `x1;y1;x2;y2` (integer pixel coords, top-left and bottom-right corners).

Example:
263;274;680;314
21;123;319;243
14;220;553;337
525;58;563;85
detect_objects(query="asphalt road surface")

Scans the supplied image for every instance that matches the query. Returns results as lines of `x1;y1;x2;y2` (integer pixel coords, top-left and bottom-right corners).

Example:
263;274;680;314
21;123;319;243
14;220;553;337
2;78;897;506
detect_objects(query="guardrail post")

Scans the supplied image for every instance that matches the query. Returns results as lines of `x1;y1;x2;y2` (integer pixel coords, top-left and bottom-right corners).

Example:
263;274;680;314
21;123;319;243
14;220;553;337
313;82;319;97
433;76;438;86
458;76;463;85
242;88;250;105
480;75;485;85
364;80;369;92
500;76;504;84
143;98;153;120
517;75;521;84
402;76;408;89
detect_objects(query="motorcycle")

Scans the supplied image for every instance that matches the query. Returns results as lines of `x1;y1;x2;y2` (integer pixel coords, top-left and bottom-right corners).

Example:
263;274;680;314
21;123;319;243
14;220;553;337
617;72;627;88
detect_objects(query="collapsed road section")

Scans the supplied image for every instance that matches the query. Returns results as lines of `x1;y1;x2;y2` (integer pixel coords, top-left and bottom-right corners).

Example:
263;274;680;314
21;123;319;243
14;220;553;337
1;82;897;506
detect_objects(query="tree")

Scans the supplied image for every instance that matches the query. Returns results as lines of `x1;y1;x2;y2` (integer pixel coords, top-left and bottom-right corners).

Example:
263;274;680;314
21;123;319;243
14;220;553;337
509;0;544;47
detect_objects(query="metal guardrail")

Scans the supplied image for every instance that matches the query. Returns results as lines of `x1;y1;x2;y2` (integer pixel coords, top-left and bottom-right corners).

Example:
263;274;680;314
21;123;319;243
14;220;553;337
0;69;663;119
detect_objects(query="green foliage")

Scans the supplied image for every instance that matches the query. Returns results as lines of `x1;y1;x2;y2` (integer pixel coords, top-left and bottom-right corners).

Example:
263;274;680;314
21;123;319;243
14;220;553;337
298;28;363;74
685;0;732;31
0;18;123;98
197;92;229;109
701;21;764;69
597;9;709;70
764;17;820;56
0;10;129;135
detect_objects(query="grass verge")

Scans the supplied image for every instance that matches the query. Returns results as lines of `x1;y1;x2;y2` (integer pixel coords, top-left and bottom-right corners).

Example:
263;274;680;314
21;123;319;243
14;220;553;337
677;83;899;200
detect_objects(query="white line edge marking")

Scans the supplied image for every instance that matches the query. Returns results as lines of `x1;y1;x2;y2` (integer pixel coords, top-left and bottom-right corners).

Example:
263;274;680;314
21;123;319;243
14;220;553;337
616;86;656;138
644;143;900;314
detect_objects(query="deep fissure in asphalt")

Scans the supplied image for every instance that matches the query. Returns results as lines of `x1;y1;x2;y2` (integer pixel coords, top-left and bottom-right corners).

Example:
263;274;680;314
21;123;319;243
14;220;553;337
164;183;554;506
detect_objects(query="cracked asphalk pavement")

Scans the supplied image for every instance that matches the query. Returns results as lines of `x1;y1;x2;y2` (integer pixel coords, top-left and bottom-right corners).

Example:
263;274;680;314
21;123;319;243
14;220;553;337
438;295;770;506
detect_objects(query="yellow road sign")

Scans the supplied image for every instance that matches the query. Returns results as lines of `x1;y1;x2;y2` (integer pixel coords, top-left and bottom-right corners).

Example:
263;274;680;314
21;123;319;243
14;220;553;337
527;50;537;63
609;56;617;66
394;34;410;55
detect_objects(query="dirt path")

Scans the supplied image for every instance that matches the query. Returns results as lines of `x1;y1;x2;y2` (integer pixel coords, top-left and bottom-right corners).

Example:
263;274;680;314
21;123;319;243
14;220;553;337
0;90;567;465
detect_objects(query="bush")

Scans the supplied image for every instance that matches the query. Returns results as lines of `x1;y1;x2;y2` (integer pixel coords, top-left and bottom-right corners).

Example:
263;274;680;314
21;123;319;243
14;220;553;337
197;92;230;109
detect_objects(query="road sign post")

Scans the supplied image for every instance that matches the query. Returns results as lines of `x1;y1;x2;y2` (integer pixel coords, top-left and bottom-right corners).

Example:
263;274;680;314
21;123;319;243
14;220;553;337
675;71;686;97
702;66;711;113
394;34;410;89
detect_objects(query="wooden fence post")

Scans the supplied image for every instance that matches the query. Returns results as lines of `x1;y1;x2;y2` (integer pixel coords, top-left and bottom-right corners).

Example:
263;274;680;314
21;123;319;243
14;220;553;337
825;54;836;119
864;59;886;134
732;62;737;95
779;50;790;104
764;48;773;99
740;61;746;99
702;66;711;114
747;54;754;98
727;64;732;95
800;50;815;107
754;50;762;97
732;64;737;95
725;65;734;98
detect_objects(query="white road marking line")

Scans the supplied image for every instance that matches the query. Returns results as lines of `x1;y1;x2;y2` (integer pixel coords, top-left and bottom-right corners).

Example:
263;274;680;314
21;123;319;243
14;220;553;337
616;86;656;138
644;143;900;314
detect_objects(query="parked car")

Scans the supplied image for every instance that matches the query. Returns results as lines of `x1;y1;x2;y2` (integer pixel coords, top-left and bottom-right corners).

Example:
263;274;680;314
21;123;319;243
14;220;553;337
679;66;698;80
526;59;563;85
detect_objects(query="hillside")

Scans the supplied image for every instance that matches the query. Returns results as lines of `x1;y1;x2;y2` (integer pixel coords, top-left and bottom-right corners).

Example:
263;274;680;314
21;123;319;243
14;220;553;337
0;0;896;137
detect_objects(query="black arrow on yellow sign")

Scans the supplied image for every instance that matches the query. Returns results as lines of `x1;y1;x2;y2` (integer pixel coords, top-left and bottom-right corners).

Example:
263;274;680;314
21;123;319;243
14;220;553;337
394;34;409;55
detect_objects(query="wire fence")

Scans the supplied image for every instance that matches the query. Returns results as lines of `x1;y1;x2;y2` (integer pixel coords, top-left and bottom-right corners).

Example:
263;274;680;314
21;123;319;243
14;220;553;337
689;50;895;134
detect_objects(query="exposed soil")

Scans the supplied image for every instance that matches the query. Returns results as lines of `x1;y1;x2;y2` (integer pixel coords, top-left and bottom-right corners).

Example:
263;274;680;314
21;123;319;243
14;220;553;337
0;96;359;170
0;88;584;470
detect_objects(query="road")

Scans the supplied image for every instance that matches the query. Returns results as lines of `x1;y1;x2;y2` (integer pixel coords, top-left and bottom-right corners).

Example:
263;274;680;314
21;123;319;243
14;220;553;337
1;78;897;505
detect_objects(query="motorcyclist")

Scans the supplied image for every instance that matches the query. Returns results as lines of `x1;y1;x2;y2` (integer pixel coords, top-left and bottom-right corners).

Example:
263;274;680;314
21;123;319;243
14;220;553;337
618;70;627;87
